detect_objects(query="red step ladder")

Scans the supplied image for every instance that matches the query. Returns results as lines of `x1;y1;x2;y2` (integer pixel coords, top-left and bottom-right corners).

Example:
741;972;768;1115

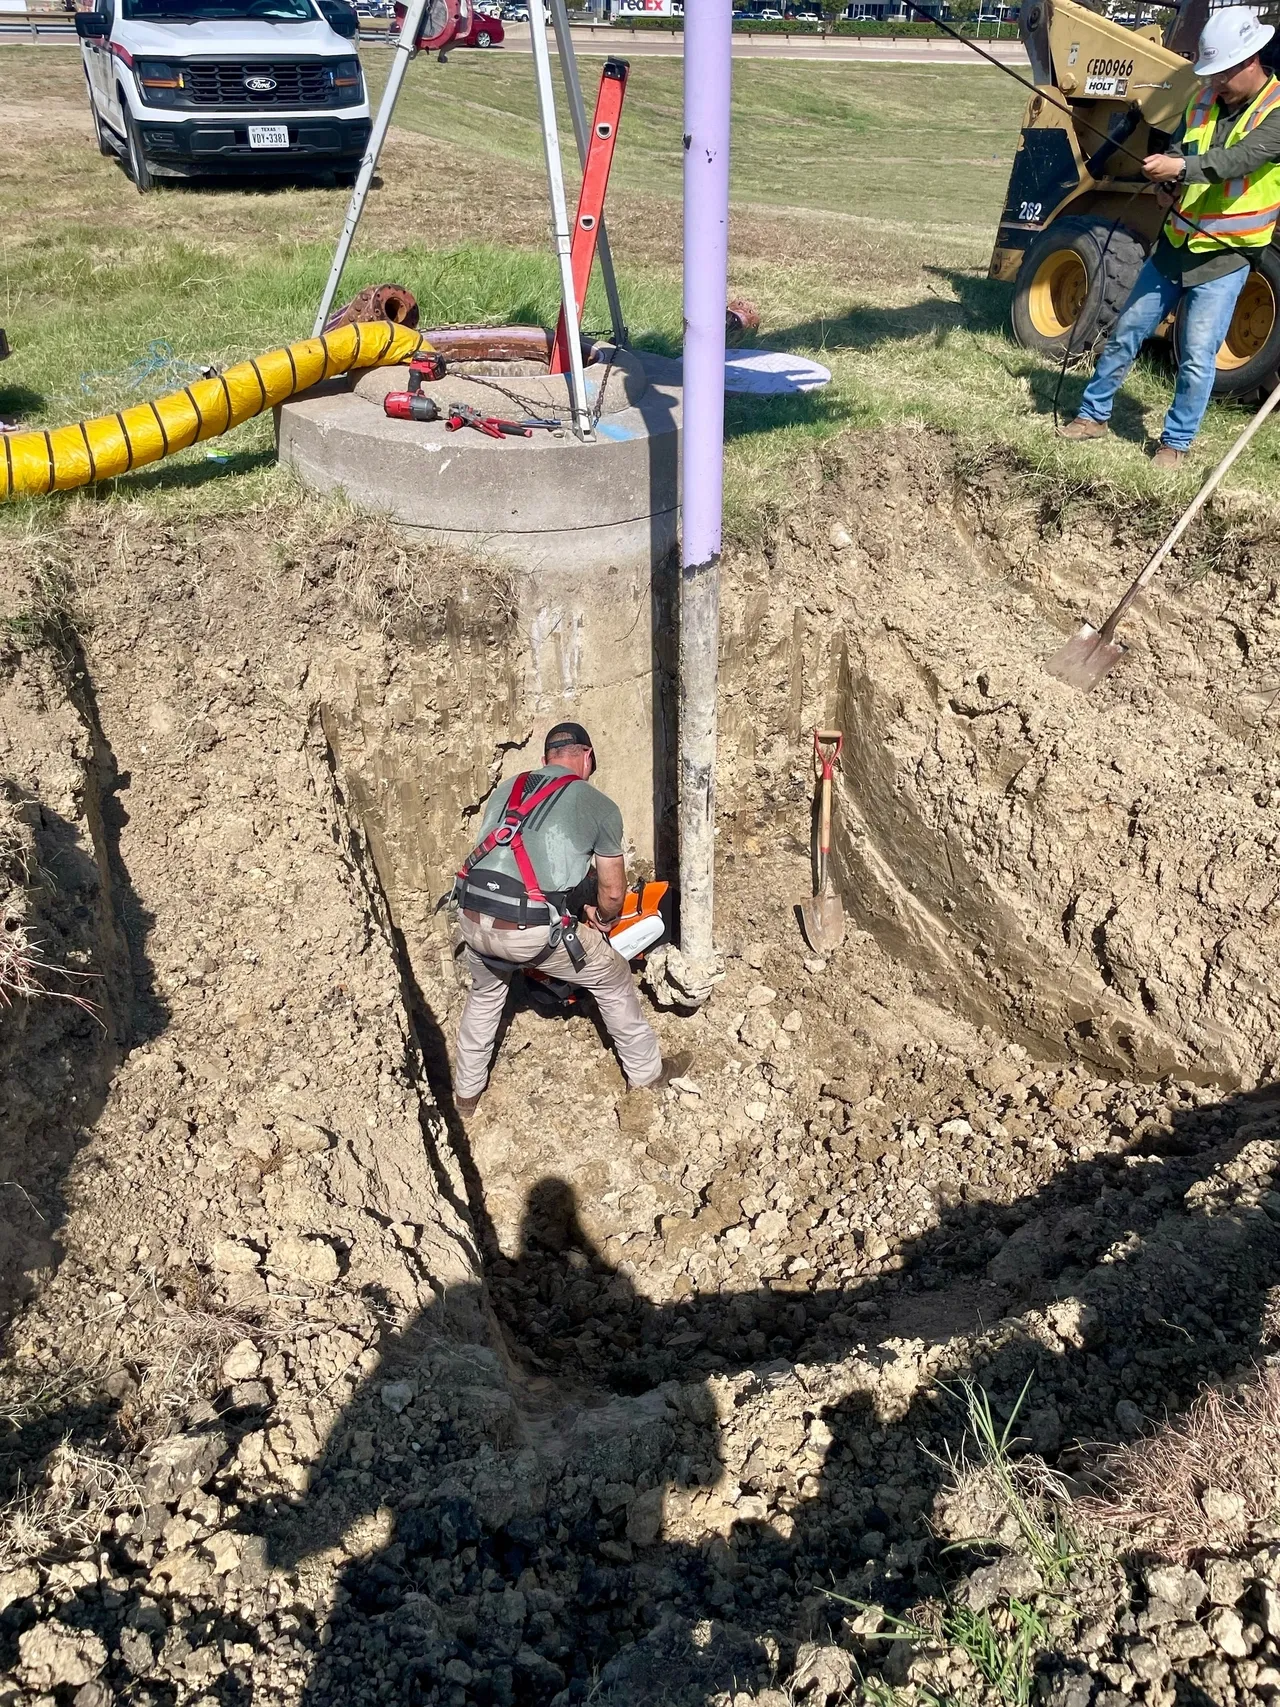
550;57;629;377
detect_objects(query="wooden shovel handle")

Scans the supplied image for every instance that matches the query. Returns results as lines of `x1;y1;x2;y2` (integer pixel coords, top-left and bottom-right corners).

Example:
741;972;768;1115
1101;377;1280;643
812;728;841;888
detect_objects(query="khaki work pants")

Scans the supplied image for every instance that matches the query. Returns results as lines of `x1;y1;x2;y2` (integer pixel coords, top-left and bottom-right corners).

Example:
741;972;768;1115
454;913;662;1099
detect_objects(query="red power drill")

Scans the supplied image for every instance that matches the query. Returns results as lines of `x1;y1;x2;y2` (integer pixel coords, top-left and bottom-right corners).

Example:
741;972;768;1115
406;351;446;394
384;392;441;423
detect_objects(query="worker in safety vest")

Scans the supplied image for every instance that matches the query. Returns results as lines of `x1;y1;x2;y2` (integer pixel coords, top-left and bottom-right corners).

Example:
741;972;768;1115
1061;6;1280;467
449;723;690;1116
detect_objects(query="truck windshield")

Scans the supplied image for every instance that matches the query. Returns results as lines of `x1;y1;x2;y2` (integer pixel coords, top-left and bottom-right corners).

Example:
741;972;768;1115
121;0;318;19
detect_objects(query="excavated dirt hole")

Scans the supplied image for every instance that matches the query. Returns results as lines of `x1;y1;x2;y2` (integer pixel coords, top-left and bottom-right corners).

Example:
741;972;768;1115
2;432;1280;1706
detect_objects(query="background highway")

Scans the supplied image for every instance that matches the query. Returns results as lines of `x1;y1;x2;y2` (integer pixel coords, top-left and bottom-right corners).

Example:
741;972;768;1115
0;14;1029;60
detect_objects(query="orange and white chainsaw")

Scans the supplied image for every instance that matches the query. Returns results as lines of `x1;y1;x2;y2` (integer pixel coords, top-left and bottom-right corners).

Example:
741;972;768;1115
523;879;669;1015
606;880;669;961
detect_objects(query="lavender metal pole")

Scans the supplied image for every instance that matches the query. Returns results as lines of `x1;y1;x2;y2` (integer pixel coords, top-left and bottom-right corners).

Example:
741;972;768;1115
678;0;731;987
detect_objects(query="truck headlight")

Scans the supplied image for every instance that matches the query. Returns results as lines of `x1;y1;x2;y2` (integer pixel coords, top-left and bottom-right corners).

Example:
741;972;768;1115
328;56;363;100
135;58;185;106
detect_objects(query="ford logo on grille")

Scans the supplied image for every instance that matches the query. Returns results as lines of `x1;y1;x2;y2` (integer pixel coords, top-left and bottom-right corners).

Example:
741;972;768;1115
244;74;278;91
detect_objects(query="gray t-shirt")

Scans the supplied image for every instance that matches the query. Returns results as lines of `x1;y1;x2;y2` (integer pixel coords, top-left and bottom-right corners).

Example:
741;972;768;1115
469;765;624;895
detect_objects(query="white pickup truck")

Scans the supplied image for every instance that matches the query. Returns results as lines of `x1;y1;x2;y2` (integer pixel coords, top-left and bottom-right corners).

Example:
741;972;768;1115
75;0;371;191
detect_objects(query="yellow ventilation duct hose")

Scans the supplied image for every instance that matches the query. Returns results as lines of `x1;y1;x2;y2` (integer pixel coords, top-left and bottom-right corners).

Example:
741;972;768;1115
1;320;426;501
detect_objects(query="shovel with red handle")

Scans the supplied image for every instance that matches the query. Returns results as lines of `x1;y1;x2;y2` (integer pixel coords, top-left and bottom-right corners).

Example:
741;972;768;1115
799;728;845;953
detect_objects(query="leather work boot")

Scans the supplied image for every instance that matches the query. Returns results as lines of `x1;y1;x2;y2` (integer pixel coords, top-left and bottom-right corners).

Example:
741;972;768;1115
1058;416;1109;441
1150;444;1188;470
455;1093;482;1118
630;1050;694;1095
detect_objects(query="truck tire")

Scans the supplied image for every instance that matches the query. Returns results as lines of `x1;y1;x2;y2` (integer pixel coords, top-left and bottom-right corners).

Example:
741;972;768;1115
1011;216;1147;361
123;102;154;193
1173;244;1280;399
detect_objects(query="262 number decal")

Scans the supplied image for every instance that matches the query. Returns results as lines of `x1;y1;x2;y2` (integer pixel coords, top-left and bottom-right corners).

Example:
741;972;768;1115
1018;200;1044;222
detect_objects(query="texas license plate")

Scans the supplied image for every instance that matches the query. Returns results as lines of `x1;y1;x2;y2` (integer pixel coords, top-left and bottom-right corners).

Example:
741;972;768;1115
248;124;289;149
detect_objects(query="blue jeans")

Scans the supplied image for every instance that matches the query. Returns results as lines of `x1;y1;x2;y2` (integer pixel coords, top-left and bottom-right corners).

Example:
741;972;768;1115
1077;256;1249;450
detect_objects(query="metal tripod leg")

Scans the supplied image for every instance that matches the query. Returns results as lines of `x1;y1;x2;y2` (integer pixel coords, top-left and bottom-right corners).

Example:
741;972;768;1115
529;0;592;438
311;0;429;338
549;0;626;349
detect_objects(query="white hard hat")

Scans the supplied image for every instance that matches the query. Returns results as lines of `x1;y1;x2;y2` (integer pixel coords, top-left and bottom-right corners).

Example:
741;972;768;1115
1195;5;1274;76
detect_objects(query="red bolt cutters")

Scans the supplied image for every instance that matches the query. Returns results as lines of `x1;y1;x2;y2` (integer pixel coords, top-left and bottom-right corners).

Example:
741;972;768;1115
445;402;532;439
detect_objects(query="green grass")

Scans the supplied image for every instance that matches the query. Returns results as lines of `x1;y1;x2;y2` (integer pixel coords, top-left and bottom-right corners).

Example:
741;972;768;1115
829;1593;1049;1707
2;45;1279;533
947;1599;1048;1707
372;50;1026;229
935;1376;1077;1587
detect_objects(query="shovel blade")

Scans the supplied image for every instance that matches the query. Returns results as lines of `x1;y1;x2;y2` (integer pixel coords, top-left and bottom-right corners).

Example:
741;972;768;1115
1045;622;1127;693
800;888;845;953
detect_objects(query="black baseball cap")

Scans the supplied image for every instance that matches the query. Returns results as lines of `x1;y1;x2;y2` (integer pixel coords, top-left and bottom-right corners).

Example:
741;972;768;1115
544;722;594;758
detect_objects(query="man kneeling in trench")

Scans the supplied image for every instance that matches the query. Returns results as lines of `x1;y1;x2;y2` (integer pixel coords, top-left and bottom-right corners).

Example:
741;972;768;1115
449;722;689;1116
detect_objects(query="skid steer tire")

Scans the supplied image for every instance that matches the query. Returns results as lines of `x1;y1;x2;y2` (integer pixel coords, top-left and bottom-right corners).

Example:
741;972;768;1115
1174;244;1280;399
1011;217;1147;361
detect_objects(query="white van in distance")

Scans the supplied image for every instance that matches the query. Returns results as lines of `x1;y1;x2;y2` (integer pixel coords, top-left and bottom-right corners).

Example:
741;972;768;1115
76;0;372;191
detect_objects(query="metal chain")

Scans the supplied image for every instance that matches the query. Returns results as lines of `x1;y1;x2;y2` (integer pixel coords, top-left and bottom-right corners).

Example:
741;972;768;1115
450;335;618;430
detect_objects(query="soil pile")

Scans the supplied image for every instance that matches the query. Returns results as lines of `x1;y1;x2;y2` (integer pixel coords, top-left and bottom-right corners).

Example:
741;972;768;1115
0;435;1278;1707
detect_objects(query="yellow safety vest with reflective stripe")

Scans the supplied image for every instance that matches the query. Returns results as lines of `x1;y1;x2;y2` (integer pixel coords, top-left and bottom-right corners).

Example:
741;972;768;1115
1164;76;1280;251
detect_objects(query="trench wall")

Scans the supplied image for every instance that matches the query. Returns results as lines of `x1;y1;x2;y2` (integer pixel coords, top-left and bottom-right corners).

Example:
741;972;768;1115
760;434;1280;1090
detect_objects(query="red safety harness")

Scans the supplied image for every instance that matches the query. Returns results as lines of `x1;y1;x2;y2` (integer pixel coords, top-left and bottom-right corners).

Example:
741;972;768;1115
452;771;587;969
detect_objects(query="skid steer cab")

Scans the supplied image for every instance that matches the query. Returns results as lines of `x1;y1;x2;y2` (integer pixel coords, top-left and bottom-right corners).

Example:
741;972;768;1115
993;0;1280;396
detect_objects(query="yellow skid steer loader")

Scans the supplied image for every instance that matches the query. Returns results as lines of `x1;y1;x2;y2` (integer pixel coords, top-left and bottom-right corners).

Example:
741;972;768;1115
995;0;1280;394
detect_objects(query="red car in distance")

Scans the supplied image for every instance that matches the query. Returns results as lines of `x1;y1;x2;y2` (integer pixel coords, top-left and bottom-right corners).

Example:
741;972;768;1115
460;6;503;41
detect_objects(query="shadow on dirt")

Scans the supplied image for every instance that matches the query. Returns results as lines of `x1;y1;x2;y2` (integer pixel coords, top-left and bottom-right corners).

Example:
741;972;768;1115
97;446;278;500
0;634;167;1481
104;160;375;197
251;1076;1280;1706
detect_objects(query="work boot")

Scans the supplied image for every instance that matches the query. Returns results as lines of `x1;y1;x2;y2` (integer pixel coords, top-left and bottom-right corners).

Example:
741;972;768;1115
1150;444;1188;470
630;1050;694;1095
1058;416;1109;441
455;1092;482;1118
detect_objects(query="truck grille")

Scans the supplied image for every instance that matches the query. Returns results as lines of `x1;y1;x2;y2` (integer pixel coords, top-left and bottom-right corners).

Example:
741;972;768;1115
183;61;333;106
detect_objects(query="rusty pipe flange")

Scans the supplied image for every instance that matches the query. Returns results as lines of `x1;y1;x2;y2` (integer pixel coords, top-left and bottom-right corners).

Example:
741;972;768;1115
325;284;420;334
418;325;609;368
726;297;761;343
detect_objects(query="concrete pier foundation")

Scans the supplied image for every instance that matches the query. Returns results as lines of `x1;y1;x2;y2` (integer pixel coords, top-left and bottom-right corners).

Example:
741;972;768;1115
277;349;682;866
